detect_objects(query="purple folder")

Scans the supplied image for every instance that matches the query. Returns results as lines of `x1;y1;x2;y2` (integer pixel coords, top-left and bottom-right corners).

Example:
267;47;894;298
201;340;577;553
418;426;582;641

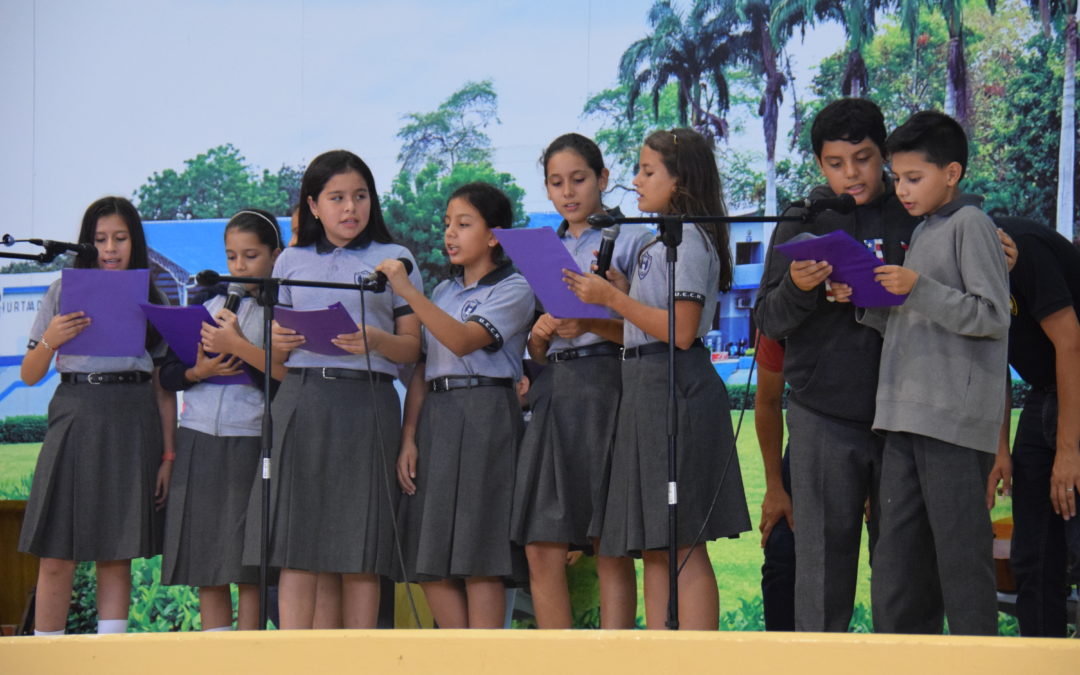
274;302;358;356
140;304;252;385
59;269;149;356
492;228;609;319
775;230;907;308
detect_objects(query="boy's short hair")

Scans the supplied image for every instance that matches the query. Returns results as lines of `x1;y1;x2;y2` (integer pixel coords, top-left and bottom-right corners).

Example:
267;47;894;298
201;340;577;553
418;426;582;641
885;111;969;179
810;98;888;158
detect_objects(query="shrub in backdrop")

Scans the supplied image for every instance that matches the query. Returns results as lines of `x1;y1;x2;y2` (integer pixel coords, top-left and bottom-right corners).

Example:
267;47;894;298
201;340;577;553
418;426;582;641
0;415;48;443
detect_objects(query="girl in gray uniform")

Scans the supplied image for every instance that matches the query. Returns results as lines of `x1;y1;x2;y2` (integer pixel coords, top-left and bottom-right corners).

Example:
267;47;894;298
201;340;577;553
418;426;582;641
564;129;751;629
511;133;651;628
19;196;176;635
377;182;535;628
159;209;282;631
251;151;424;629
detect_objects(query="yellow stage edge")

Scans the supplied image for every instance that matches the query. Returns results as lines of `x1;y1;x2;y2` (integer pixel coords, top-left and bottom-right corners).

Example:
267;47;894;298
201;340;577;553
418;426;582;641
2;629;1078;675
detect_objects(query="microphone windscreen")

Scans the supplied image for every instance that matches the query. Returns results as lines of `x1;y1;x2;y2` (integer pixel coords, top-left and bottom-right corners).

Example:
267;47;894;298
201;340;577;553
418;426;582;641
196;269;221;286
587;213;616;228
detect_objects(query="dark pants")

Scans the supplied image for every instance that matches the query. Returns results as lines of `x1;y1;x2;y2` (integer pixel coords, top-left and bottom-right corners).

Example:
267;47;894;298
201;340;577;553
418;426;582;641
872;432;997;635
1011;390;1080;637
787;401;882;632
762;449;795;631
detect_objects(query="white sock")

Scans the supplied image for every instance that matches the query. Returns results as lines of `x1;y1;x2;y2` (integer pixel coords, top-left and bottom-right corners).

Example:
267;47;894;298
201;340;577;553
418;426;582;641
34;629;65;636
203;625;232;632
96;619;128;634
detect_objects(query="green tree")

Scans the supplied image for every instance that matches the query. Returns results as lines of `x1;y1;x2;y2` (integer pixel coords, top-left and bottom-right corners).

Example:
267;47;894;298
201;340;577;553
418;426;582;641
385;80;527;291
382;162;528;292
583;82;683;190
772;0;887;98
396;80;499;174
1023;0;1077;237
618;0;739;139
135;144;296;219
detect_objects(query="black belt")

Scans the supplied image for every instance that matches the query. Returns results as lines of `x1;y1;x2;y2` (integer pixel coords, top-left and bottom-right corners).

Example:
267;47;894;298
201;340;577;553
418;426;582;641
291;367;395;382
622;338;704;360
61;371;151;385
428;376;513;393
549;341;622;363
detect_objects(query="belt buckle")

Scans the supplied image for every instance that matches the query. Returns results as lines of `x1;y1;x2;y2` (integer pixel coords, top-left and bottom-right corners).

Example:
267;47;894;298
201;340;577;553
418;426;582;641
321;368;337;380
87;372;105;385
432;377;447;392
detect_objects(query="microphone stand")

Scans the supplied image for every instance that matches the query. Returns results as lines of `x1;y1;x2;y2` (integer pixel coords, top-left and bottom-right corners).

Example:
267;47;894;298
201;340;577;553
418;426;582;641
588;211;803;630
0;237;82;264
195;270;384;629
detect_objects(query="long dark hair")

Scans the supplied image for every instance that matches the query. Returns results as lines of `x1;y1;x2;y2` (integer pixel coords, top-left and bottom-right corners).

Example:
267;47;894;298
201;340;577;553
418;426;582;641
642;128;733;292
75;196;150;270
295;150;393;247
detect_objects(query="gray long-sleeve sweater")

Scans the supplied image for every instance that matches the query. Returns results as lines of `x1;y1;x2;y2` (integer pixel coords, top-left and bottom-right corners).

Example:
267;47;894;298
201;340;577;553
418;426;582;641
868;195;1010;453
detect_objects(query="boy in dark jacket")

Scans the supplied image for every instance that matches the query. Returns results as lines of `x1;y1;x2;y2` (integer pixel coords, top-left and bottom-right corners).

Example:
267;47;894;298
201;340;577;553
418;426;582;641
754;99;918;631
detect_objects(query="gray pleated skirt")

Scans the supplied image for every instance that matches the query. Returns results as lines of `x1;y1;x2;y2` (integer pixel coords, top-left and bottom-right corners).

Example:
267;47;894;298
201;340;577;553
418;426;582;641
242;370;400;575
395;385;526;583
511;354;621;547
599;348;751;557
162;427;260;586
18;380;163;561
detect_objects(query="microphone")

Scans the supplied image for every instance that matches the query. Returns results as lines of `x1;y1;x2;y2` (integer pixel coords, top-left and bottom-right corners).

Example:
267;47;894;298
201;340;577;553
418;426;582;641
24;238;98;262
223;282;246;313
788;193;856;215
196;269;221;286
360;258;414;285
594;225;620;277
586;213;617;228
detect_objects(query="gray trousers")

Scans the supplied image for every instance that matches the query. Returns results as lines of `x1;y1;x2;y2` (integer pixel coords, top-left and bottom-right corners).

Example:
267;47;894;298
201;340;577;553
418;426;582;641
871;431;997;635
787;401;882;632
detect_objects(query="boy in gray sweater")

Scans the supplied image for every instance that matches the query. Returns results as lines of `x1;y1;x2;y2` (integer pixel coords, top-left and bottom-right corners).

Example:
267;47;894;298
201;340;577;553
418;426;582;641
837;111;1010;635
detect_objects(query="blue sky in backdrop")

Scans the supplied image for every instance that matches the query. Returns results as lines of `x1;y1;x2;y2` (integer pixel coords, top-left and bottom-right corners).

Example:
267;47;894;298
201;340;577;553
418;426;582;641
0;0;842;241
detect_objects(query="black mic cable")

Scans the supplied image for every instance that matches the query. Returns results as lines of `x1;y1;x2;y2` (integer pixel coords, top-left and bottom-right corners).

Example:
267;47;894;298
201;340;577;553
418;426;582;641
677;330;760;576
357;284;423;629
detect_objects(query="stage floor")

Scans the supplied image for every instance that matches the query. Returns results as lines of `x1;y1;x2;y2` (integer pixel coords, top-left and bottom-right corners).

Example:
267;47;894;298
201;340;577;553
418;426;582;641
2;629;1078;674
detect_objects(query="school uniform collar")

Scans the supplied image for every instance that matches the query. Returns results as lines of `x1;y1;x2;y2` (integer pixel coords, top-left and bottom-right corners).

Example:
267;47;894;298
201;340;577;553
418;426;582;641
457;262;514;288
314;230;372;254
928;193;984;221
556;206;625;238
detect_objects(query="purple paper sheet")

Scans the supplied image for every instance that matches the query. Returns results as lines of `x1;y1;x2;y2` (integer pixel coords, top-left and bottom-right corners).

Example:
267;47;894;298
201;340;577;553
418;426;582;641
140;304;253;385
775;230;907;308
274;302;358;355
492;228;609;319
58;269;149;356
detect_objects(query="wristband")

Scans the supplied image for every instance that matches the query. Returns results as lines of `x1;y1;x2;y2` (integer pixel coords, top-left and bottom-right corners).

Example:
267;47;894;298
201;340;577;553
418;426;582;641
162;452;176;462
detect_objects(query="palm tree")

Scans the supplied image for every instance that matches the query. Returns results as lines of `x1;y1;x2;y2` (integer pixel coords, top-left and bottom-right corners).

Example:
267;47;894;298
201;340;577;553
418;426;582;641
1060;2;1078;238
894;0;997;126
1020;0;1076;237
618;1;738;140
772;0;885;98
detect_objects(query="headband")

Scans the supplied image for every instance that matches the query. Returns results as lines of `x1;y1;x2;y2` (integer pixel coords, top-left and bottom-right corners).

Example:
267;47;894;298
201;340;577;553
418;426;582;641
230;210;283;249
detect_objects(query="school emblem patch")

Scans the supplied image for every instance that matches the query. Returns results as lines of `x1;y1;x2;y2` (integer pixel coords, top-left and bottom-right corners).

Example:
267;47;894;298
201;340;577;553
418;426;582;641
638;253;652;279
461;299;480;320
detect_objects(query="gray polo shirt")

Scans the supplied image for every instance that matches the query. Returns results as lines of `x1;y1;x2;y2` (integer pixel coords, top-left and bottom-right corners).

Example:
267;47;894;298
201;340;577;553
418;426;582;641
178;294;265;437
274;235;422;375
547;222;654;354
28;278;157;373
424;264;535;380
623;223;718;349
